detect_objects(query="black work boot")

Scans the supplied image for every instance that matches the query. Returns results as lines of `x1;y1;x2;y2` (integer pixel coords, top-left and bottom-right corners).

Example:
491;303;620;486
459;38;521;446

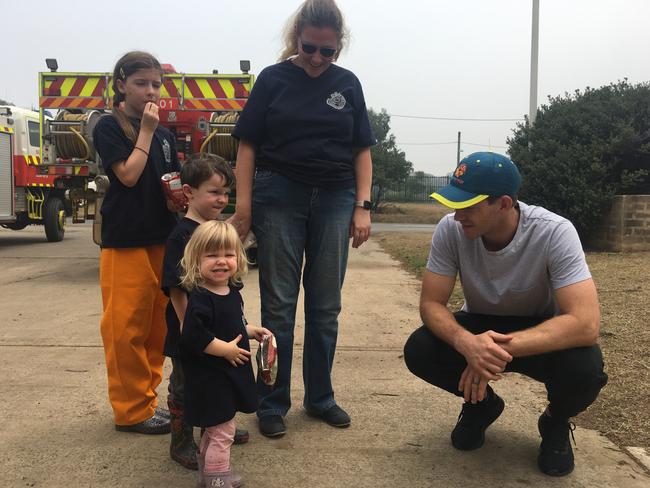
451;389;505;450
168;398;199;471
233;427;250;445
537;412;575;476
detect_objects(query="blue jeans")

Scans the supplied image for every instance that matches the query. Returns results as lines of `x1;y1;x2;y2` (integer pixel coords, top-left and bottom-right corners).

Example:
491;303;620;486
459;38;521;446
252;170;355;417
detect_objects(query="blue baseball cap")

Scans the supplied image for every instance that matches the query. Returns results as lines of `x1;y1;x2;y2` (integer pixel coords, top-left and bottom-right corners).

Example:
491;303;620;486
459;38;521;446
431;152;521;209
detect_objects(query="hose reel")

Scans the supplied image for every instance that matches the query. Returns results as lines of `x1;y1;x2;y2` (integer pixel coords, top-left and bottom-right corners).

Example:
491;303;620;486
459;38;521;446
50;110;103;160
200;112;240;161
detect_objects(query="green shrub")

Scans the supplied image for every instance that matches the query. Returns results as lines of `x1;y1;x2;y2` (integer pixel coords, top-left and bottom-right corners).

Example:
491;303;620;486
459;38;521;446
508;80;650;239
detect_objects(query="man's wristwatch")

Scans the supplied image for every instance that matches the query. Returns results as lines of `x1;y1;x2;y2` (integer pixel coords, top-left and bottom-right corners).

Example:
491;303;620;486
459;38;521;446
355;200;372;210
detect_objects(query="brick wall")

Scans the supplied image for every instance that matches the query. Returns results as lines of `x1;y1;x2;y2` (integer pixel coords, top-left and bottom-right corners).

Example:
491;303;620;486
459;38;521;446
589;195;650;251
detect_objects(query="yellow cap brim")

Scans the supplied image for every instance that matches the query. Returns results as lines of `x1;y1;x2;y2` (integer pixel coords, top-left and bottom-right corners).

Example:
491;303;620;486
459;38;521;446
430;192;489;209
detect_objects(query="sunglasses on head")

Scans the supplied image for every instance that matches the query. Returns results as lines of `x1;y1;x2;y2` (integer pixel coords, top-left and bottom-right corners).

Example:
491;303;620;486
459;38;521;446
300;41;337;58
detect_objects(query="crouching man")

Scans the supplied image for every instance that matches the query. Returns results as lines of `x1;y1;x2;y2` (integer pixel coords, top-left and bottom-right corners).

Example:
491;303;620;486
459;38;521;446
404;152;607;476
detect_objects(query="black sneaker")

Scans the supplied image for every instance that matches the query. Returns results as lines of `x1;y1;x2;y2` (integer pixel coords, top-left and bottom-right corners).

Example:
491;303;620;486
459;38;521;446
259;415;286;438
155;406;170;420
115;415;171;435
537;413;575;476
451;391;505;450
306;404;351;428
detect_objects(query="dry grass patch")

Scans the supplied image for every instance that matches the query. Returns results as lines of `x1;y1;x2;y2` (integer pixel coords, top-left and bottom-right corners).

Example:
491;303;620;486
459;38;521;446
372;202;450;224
374;231;650;448
580;252;650;448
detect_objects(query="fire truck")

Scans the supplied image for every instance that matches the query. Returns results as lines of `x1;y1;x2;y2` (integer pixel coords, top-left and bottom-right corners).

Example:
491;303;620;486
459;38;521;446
35;58;254;246
0;105;68;241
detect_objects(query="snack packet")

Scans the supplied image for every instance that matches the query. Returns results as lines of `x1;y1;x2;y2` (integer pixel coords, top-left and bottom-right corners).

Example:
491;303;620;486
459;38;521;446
161;172;188;209
256;333;278;386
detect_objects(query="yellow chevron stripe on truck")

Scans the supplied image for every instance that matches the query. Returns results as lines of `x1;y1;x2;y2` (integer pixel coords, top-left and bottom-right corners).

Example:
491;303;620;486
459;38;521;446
80;77;101;97
22;155;41;166
40;72;254;110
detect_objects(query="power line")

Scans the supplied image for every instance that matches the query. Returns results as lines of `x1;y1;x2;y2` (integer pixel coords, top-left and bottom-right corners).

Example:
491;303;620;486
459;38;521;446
463;141;508;149
397;141;457;146
389;113;523;122
398;140;507;149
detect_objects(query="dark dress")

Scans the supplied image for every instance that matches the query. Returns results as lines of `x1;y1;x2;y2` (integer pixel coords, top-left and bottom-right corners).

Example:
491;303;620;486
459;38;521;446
180;285;257;427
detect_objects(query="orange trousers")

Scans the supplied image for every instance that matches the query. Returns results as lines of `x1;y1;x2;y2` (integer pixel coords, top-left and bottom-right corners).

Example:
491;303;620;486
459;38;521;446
99;245;168;425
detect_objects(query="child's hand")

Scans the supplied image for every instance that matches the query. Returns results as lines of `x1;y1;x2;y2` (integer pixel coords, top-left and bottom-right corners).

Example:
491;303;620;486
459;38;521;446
224;334;251;367
246;325;273;342
141;102;159;133
166;199;185;213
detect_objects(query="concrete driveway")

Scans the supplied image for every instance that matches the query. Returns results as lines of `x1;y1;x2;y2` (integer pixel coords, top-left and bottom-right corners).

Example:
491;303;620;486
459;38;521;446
0;223;647;487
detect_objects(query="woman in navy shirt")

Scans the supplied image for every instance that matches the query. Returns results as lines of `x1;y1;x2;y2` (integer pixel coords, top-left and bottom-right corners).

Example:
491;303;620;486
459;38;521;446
231;0;375;437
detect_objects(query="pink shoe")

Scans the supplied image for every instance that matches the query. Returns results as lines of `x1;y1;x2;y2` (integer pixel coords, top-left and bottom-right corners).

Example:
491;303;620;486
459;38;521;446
203;470;243;488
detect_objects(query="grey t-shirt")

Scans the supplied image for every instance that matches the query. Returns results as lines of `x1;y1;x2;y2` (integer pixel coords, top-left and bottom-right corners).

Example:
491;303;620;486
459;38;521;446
426;202;591;317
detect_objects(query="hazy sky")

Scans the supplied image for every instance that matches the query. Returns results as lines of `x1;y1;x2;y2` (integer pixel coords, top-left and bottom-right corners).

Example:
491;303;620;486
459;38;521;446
3;0;650;175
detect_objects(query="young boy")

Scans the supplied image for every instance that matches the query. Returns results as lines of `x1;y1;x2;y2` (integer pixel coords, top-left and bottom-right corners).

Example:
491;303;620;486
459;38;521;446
161;153;249;470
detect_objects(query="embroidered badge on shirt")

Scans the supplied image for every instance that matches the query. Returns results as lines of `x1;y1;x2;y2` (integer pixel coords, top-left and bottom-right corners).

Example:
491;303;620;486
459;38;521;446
162;139;171;165
326;92;346;110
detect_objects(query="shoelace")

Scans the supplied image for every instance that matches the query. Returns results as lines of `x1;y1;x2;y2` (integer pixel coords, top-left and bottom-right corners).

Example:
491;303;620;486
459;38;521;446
569;422;577;446
546;420;577;451
456;400;485;426
456;402;471;421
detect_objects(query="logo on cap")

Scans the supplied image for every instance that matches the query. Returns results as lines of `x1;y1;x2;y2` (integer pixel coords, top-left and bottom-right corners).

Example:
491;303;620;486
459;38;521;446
454;164;467;179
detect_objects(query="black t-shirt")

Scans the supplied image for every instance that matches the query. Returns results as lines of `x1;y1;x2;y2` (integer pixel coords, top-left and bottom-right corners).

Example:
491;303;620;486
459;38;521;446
93;115;181;248
161;217;200;358
180;286;257;427
232;61;376;190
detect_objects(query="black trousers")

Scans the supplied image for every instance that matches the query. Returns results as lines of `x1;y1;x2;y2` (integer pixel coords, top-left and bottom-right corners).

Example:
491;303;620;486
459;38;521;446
403;312;608;419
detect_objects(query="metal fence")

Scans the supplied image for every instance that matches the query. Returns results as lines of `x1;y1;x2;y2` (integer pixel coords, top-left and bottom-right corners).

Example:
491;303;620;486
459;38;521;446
375;174;451;202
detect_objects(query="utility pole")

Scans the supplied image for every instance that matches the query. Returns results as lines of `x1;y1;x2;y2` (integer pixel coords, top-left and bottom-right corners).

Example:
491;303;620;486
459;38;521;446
457;131;461;164
529;0;540;125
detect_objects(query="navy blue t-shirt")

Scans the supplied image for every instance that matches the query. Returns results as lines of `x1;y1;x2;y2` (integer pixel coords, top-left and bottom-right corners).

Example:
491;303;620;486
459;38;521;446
93;115;180;248
232;61;376;190
161;217;200;358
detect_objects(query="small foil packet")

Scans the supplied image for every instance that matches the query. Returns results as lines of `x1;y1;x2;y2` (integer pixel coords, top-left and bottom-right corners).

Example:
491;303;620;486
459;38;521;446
256;333;278;386
161;172;188;209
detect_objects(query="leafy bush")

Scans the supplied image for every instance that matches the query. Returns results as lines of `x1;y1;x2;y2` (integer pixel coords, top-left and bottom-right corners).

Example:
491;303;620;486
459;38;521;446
368;108;413;208
507;80;650;239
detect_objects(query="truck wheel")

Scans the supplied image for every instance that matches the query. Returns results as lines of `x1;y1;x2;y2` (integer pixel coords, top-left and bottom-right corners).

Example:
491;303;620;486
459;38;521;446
44;197;66;242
